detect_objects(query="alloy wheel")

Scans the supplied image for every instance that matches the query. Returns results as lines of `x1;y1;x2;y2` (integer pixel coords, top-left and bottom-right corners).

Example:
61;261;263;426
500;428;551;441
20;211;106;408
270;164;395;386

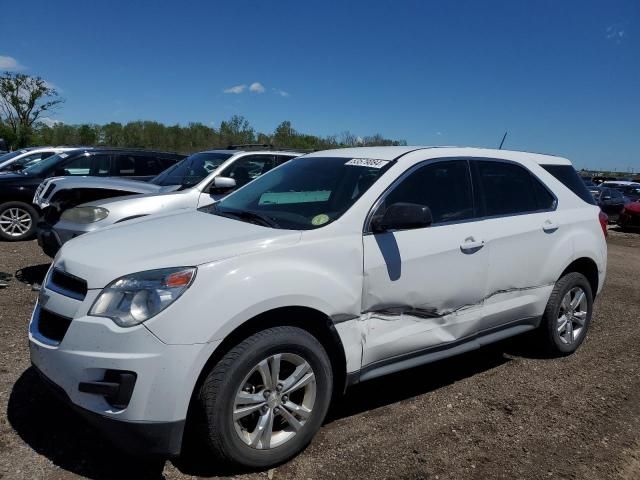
0;207;32;238
557;286;588;344
233;353;316;450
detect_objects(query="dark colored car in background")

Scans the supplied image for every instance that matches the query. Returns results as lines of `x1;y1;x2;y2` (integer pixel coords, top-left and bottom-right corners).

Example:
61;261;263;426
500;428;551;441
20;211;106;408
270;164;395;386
0;148;185;241
590;186;627;222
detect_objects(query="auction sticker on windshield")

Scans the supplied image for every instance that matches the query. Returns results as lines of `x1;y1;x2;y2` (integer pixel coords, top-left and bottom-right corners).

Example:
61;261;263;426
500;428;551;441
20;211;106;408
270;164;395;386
345;158;390;168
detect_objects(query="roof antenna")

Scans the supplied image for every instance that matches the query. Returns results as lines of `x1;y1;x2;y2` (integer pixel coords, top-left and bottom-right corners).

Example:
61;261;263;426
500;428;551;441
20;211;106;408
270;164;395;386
498;131;508;150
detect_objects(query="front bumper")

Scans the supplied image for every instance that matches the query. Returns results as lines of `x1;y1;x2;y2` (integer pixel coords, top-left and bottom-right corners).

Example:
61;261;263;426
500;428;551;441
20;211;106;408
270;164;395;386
33;364;185;456
36;221;63;258
37;219;94;257
29;286;220;456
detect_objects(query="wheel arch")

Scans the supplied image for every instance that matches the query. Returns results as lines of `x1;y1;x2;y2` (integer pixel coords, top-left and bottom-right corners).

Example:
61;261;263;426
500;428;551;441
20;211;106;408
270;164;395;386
183;305;348;441
558;257;599;297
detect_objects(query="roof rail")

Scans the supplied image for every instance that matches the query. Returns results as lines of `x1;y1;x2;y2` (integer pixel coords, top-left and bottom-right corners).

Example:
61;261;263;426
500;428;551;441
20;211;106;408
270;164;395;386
227;143;274;150
226;144;319;153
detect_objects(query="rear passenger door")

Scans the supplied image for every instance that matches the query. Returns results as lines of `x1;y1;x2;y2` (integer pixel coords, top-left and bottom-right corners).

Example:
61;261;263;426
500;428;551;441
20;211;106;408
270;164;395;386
471;160;565;331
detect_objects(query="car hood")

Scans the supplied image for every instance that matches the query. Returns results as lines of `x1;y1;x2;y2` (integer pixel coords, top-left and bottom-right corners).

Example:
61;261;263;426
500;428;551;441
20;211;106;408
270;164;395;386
55;210;302;288
0;172;28;181
47;176;165;194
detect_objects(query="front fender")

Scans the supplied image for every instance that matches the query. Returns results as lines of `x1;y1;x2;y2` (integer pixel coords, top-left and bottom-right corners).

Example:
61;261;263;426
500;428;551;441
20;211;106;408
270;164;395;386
144;235;364;347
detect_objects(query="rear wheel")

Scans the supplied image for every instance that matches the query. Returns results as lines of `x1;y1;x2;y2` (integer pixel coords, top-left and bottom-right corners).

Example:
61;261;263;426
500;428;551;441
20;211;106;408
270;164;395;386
197;326;333;468
0;202;38;241
539;272;593;355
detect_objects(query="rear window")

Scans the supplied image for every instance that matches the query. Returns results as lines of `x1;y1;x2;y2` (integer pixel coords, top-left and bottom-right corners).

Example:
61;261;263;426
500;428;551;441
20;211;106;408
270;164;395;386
541;164;596;205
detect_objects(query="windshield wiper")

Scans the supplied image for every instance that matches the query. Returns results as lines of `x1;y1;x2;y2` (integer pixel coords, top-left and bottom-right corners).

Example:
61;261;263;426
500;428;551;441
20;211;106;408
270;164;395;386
215;207;280;228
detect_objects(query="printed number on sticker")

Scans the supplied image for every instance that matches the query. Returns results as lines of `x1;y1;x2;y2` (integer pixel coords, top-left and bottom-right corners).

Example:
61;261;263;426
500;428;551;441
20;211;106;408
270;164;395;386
345;158;389;169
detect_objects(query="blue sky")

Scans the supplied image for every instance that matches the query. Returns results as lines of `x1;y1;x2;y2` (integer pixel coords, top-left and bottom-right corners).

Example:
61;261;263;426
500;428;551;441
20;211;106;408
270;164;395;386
1;0;638;170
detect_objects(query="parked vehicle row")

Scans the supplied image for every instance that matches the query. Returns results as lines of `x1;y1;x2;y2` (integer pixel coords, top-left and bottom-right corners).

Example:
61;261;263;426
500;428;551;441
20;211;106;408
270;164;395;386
0;147;185;241
0;146;77;172
34;148;301;256
27;146;607;469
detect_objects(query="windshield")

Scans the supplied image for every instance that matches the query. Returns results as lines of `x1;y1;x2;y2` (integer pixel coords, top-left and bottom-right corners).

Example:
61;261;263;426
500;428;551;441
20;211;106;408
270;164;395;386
151;152;233;187
213;156;393;230
22;152;72;176
0;150;28;164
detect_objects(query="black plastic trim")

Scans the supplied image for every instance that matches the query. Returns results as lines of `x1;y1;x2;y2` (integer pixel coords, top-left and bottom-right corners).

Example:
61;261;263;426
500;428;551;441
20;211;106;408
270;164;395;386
33;365;184;457
346;316;541;386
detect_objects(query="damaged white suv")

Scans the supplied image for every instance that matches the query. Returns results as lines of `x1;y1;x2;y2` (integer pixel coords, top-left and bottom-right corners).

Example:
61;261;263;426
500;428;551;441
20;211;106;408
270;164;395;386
29;147;607;468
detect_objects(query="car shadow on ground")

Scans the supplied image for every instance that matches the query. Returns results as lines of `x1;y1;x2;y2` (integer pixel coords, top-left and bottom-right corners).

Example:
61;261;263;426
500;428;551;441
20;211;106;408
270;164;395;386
8;368;167;480
14;263;50;287
9;337;543;479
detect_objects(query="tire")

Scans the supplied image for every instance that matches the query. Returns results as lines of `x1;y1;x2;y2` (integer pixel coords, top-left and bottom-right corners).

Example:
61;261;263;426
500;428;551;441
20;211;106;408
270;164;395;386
539;272;593;355
197;326;333;469
0;201;39;241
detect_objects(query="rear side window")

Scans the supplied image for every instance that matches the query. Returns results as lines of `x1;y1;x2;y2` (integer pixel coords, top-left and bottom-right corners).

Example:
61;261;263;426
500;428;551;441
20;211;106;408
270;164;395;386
385;160;474;224
541;164;596;205
62;155;92;175
133;156;162;175
475;161;553;216
113;155;135;175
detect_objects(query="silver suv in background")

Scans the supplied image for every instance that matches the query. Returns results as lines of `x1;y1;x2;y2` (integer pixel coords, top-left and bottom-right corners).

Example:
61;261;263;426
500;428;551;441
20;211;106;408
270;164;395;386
36;148;303;256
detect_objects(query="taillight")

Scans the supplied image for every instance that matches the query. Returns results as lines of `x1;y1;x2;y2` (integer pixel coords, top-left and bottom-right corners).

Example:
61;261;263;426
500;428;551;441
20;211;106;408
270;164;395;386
598;210;608;238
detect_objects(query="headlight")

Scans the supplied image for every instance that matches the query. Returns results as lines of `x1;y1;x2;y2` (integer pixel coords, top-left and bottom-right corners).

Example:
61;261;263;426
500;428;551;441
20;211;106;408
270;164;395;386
61;206;109;224
89;267;196;327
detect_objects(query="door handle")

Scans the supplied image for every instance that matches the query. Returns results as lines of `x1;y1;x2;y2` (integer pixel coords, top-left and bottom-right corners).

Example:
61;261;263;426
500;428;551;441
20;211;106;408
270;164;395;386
542;220;559;233
460;237;485;254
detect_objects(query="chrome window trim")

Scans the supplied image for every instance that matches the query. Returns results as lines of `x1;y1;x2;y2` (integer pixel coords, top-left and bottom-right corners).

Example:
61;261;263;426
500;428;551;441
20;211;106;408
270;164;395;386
363;156;559;234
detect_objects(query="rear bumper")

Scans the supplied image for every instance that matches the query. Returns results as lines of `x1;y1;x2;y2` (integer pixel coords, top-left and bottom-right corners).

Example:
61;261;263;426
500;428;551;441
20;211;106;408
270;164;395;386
33;365;185;456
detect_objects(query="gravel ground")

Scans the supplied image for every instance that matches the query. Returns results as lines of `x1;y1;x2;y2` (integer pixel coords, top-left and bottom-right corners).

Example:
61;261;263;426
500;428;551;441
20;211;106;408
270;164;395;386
0;229;639;480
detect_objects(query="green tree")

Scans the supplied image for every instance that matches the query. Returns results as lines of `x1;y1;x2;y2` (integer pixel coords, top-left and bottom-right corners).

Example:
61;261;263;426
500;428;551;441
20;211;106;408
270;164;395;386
219;115;255;146
0;72;64;147
78;124;98;145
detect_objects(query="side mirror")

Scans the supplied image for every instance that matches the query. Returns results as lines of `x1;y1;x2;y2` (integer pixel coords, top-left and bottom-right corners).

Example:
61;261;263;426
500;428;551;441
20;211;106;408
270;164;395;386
7;163;23;171
371;202;433;233
208;176;236;194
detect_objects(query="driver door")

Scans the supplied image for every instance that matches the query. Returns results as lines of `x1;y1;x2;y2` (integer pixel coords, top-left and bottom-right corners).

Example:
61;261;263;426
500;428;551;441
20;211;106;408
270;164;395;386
361;159;489;367
197;155;277;207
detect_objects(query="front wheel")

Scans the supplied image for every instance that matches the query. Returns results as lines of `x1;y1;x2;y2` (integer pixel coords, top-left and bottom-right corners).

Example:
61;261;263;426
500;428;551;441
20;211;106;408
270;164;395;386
197;326;333;469
0;201;39;241
539;272;593;355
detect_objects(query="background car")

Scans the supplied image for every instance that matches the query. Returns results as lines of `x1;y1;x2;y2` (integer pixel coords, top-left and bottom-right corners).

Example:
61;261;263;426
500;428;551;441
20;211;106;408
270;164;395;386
591;186;627;222
36;148;302;256
618;201;640;230
0;146;79;172
0;147;184;241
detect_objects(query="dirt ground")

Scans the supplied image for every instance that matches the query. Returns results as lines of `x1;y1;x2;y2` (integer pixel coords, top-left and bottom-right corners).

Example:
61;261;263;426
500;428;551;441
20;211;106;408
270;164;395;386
0;229;639;480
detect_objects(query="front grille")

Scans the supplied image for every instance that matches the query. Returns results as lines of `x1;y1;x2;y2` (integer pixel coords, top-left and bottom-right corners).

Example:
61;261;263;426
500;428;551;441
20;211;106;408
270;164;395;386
49;269;88;300
37;308;72;343
43;183;56;199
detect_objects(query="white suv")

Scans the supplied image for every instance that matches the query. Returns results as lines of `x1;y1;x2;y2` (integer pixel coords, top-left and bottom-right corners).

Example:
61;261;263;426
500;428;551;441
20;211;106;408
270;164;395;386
29;147;607;468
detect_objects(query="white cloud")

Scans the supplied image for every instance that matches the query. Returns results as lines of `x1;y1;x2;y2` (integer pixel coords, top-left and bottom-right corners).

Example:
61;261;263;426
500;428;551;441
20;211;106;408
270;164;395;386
0;55;26;71
38;117;63;127
606;24;625;43
223;84;247;94
273;88;290;97
249;82;265;93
